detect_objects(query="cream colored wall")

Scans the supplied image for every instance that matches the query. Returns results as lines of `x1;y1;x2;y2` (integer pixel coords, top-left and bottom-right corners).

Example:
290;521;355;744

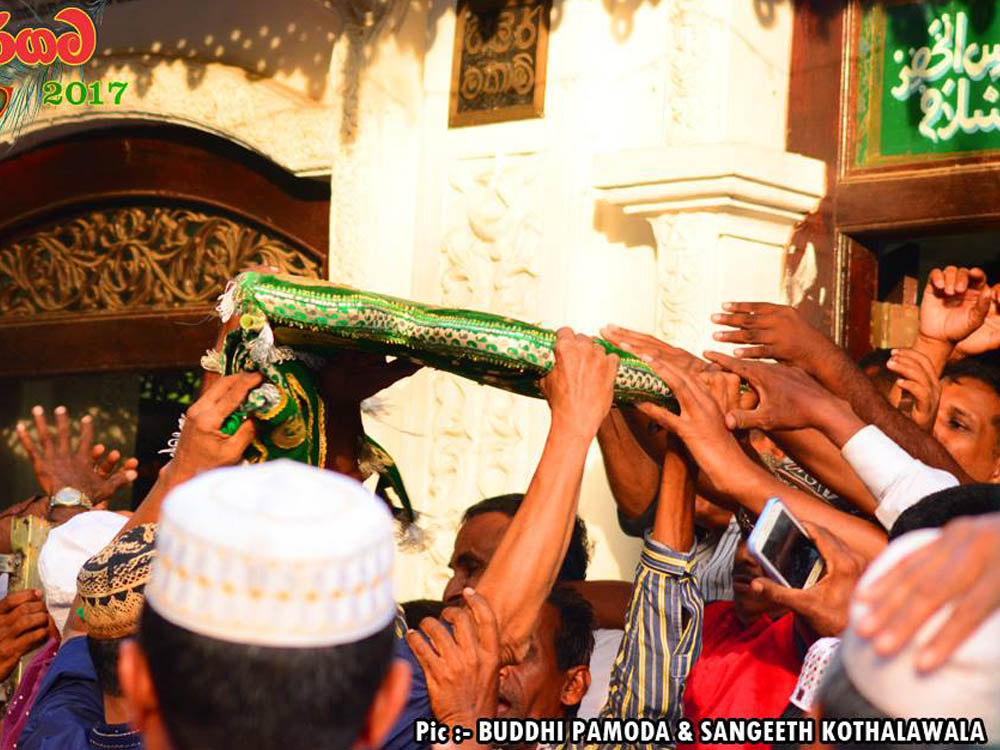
2;0;341;175
3;0;825;602
326;0;827;602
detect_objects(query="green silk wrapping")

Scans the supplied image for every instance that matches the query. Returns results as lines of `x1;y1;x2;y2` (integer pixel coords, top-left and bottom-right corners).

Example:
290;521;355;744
218;272;678;504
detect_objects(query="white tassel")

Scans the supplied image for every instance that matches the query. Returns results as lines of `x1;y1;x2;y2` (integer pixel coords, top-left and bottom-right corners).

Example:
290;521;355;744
248;322;277;365
216;280;239;323
396;521;429;552
254;383;282;409
361;395;391;418
200;349;226;374
158;414;186;457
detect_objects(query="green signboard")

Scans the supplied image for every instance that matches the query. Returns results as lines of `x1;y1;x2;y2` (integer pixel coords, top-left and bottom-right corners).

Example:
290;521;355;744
854;1;1000;167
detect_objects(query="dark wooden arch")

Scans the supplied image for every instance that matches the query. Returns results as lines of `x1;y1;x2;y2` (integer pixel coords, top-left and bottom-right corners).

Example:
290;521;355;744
0;126;330;378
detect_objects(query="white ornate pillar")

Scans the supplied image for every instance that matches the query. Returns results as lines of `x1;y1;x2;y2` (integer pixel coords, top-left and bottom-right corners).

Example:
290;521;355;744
594;144;826;355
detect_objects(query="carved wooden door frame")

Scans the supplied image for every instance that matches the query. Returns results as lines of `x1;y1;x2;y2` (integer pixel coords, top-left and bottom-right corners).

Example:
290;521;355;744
0;126;330;378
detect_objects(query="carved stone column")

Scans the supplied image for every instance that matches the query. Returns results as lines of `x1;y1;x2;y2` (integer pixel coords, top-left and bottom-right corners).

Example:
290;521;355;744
594;143;826;355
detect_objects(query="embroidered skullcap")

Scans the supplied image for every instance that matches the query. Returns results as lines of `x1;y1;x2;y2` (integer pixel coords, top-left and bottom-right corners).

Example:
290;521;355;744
789;637;840;710
77;523;157;640
38;511;128;634
841;528;1000;739
145;460;395;648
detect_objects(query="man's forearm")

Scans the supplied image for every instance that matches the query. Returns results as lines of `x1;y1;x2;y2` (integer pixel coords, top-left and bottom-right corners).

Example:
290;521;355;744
324;402;364;479
597;409;660;519
122;462;188;532
475;420;592;659
809;348;970;482
725;460;886;561
770;427;878;516
652;440;695;551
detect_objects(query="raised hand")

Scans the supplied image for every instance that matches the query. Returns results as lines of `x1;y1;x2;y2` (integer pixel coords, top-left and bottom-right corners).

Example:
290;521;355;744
696;368;757;416
886;347;942;431
405;588;501;735
633;355;746;498
539;328;619;440
954;282;1000;357
15;406;138;503
702;351;864;447
166;372;264;486
600;324;707;373
710;302;838;370
749;522;866;638
0;590;53;682
919;266;991;345
855;512;1000;672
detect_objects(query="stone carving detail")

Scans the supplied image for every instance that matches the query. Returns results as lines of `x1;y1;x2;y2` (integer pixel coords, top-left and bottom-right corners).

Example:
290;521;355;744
427;373;473;507
0;205;322;319
327;0;410;286
428;155;542;511
648;212;714;352
667;0;723;145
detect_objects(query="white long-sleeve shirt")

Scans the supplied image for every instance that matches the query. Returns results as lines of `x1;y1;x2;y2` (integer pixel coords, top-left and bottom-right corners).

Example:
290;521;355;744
840;425;959;529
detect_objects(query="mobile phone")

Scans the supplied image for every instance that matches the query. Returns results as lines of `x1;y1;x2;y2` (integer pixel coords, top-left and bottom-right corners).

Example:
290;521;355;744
747;497;825;589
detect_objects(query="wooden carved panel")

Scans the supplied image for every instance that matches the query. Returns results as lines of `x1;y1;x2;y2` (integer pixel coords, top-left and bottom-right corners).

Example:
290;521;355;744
0;205;322;322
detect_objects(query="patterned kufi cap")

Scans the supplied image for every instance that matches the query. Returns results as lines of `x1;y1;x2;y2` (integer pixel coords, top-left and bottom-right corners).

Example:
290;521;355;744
789;637;840;710
77;523;157;640
145;460;395;648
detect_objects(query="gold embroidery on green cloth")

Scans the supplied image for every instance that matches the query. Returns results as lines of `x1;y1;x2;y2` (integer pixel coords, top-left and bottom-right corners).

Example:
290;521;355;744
216;271;678;521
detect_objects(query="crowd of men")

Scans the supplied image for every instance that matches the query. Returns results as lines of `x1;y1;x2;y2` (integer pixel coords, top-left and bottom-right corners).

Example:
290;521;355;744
0;264;998;750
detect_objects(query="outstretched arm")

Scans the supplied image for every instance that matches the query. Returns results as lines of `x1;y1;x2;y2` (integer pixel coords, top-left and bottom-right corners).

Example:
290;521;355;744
769;427;878;516
711;301;971;481
475;329;619;663
596;433;701;739
597;408;660;520
638;355;887;561
705;351;953;536
124;373;263;530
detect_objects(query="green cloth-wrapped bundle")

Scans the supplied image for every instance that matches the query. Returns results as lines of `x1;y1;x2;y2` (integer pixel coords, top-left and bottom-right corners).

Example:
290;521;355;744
215;271;676;469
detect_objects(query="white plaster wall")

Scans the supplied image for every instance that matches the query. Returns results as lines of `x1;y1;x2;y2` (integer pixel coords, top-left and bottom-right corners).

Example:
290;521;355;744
326;0;806;602
2;0;808;601
2;0;342;174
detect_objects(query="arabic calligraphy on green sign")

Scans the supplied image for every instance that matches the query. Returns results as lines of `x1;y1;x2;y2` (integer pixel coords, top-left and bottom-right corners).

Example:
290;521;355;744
854;1;1000;167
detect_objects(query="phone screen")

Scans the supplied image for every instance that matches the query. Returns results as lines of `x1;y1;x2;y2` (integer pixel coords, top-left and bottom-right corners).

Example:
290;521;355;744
759;509;822;588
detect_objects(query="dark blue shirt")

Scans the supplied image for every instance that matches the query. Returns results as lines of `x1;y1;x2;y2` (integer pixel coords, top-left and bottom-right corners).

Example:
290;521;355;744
18;637;102;750
379;635;431;750
87;723;143;750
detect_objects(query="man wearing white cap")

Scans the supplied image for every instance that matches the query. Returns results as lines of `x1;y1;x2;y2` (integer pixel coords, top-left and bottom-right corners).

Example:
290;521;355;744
9;511;128;750
119;459;411;750
815;523;999;748
118;329;625;750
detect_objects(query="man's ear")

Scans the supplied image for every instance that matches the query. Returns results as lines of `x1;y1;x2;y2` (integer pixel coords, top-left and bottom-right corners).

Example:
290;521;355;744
989;454;1000;484
355;658;411;749
560;665;591;709
118;640;170;750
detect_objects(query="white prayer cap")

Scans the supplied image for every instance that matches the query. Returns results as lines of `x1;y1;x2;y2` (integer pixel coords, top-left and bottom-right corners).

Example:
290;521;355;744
39;510;128;634
145;460;396;648
790;637;840;711
842;528;1000;739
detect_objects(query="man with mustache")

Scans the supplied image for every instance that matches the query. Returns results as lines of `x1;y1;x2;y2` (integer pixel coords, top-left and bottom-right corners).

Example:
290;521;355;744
436;494;625;722
407;390;706;750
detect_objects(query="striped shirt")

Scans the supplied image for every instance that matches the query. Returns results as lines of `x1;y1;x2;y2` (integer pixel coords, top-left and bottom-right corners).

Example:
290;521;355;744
556;534;703;750
692;518;739;604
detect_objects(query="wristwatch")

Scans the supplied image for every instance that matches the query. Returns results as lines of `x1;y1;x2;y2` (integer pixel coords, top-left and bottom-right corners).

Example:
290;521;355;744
49;487;93;513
